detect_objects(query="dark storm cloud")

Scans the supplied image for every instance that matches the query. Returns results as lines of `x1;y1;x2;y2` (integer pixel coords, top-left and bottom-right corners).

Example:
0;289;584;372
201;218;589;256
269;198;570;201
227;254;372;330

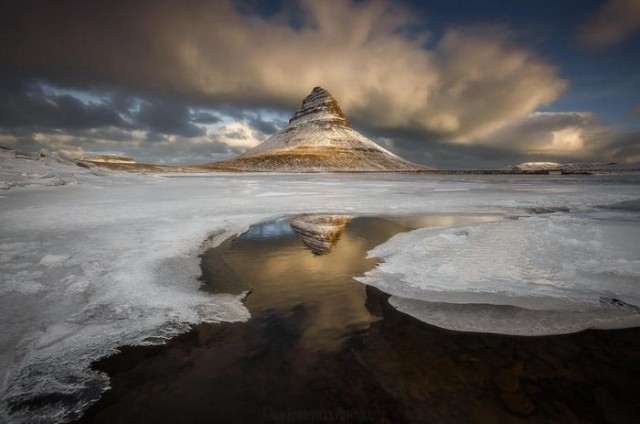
418;143;527;170
191;112;221;125
243;112;286;135
0;73;241;162
0;76;125;130
135;100;204;138
370;131;537;169
108;92;138;114
0;74;212;139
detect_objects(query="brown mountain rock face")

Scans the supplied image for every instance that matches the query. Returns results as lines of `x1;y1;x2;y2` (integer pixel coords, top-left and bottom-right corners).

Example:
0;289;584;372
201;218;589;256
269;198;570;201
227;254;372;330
208;87;431;172
288;86;352;128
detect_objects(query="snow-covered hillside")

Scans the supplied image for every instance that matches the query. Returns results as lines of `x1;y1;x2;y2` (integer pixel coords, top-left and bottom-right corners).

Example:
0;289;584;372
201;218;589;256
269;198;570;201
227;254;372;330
81;155;136;164
1;151;639;422
0;147;148;190
209;87;429;172
508;161;564;171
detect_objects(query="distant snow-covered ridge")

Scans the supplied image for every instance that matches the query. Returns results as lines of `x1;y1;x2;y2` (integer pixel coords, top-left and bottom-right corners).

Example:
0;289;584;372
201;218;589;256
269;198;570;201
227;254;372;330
0;147;149;190
506;161;638;173
81;154;136;164
508;161;564;171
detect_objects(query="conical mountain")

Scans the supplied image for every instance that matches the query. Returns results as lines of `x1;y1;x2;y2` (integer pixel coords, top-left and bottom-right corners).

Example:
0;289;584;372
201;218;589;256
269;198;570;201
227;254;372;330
288;214;353;255
210;87;430;172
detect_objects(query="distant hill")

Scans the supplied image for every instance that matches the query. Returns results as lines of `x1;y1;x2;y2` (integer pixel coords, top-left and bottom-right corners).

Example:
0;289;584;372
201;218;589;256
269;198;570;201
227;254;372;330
81;155;136;164
505;161;638;174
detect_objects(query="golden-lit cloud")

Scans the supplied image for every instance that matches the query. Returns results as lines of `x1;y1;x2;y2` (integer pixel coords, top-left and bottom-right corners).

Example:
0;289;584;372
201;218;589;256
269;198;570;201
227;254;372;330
468;112;591;154
547;127;585;152
468;111;639;163
0;0;566;143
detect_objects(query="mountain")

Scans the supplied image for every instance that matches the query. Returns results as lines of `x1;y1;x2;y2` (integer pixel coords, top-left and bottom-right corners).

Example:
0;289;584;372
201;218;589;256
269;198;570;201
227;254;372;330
207;87;430;172
289;214;352;255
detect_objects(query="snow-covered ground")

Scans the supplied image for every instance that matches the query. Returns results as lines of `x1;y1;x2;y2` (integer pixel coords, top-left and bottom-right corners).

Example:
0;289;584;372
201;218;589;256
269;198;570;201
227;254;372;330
1;149;639;422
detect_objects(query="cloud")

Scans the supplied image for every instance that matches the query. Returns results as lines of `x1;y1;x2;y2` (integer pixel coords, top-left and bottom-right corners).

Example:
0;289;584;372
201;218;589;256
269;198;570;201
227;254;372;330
6;126;237;165
0;77;125;130
443;111;640;165
370;111;640;168
0;80;284;163
593;127;640;164
191;111;221;125
136;100;204;138
577;0;640;49
0;74;290;163
215;121;269;150
0;0;566;142
474;112;596;153
243;113;282;136
2;0;635;167
368;133;527;170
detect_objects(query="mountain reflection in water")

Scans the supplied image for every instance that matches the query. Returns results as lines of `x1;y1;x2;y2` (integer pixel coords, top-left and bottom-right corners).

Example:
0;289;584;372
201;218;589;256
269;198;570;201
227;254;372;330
202;215;499;353
202;215;460;352
289;214;352;255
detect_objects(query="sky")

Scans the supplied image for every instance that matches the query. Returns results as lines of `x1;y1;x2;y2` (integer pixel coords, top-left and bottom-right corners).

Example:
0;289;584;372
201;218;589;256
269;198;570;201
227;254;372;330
0;0;638;169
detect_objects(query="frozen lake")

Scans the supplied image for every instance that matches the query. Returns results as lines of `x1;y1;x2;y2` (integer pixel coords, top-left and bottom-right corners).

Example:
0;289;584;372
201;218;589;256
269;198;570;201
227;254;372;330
1;166;639;422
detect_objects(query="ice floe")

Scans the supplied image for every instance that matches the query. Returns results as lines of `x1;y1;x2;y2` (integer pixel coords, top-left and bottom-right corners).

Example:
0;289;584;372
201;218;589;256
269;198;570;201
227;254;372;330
358;212;640;335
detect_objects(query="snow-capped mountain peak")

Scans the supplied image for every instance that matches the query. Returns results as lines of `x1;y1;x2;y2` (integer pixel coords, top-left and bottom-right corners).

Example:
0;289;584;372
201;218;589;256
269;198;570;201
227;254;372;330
211;87;430;172
287;86;351;128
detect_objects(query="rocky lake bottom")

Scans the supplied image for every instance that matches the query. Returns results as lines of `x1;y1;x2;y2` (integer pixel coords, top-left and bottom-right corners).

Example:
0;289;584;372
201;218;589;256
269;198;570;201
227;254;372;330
75;215;640;423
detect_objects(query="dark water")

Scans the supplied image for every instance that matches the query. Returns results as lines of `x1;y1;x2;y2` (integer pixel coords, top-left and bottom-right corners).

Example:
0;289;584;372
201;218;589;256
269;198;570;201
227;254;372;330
79;215;640;423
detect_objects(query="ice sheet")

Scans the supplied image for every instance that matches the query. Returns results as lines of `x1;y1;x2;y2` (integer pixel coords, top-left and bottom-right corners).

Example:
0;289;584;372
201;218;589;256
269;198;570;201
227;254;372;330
358;212;640;335
1;150;639;422
389;297;640;336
